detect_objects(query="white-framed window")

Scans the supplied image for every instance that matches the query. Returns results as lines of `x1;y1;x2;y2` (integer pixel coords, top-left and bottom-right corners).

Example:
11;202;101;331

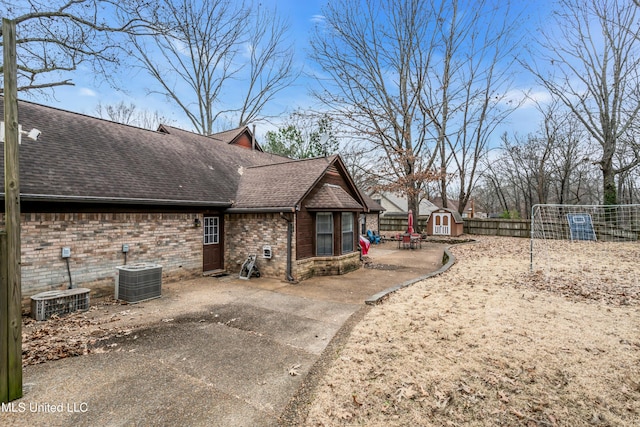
316;213;333;256
204;216;219;244
342;212;354;253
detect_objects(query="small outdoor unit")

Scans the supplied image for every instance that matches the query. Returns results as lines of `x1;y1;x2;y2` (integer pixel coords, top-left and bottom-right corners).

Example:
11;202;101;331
115;263;162;303
262;245;272;259
31;288;90;321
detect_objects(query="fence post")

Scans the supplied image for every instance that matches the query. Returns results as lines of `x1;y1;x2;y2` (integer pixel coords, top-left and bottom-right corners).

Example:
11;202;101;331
1;232;7;402
3;18;23;402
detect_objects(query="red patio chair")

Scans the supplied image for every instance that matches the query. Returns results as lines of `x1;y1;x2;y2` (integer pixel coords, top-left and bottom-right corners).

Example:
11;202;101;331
402;233;411;249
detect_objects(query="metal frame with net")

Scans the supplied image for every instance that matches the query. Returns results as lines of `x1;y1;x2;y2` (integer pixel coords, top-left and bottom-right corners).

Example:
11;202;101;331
530;204;639;296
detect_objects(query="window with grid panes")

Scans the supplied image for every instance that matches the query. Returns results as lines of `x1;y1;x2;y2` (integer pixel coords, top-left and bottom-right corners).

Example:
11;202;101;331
342;212;354;253
316;213;333;256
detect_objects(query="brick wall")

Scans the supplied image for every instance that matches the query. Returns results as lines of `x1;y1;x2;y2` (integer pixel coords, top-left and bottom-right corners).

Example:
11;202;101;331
294;252;361;281
225;213;362;282
8;212;202;298
365;213;379;234
10;210;365;300
224;213;291;279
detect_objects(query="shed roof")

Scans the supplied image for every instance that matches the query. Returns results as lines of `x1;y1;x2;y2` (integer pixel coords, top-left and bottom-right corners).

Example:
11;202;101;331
432;208;464;223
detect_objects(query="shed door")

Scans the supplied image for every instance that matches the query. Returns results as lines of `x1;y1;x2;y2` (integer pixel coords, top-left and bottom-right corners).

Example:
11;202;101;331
433;213;450;236
203;216;224;272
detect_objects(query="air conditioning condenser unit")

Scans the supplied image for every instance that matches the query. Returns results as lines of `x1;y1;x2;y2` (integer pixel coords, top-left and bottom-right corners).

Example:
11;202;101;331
115;263;162;303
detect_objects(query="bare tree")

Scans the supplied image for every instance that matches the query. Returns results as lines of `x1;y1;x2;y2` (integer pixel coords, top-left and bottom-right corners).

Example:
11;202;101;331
0;0;158;94
309;0;522;217
95;101;173;130
478;103;600;218
128;0;296;135
95;101;136;125
543;106;596;204
420;0;523;215
526;0;640;205
309;0;440;217
235;5;297;126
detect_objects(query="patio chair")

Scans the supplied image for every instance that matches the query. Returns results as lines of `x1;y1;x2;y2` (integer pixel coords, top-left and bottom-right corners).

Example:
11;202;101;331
367;229;381;244
401;233;411;249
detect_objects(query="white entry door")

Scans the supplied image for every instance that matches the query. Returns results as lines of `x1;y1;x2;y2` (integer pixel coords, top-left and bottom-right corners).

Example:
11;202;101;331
433;213;450;236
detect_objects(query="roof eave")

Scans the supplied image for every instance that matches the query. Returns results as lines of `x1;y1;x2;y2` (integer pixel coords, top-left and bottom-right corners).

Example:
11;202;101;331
226;206;296;213
7;193;232;207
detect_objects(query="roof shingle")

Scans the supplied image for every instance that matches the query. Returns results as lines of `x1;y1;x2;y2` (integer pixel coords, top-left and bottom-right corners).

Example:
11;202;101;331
0;99;281;205
1;98;367;212
305;183;362;210
233;156;337;209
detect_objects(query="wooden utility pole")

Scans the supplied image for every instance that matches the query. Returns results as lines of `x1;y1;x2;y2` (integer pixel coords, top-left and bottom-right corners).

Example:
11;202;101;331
1;17;23;403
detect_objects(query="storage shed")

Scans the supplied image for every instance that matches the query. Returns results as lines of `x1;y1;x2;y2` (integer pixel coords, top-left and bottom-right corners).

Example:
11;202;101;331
426;208;464;237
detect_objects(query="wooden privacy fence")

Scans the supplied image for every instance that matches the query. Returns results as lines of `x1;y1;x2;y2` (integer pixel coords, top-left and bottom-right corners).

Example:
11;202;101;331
380;216;530;237
463;218;530;237
379;216;428;233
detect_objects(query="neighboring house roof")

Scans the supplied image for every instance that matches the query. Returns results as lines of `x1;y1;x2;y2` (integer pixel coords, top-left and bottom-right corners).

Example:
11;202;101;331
430;197;459;211
370;191;438;216
430;197;485;216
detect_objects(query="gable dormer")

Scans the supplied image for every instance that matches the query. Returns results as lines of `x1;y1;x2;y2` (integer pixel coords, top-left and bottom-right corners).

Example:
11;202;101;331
157;124;263;151
211;126;263;151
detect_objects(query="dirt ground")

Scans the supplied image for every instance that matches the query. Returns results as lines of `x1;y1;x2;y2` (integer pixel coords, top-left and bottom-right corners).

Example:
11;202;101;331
300;236;640;426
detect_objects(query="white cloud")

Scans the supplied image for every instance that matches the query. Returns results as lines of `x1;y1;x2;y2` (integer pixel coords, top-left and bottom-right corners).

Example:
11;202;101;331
242;42;255;59
78;88;97;97
519;89;553;109
310;15;325;24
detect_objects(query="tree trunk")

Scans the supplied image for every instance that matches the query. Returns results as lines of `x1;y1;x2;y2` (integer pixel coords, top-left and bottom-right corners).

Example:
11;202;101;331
603;167;617;205
408;191;420;232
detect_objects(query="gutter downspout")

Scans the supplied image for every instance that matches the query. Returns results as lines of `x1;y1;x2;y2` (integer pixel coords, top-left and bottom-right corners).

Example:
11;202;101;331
280;212;295;282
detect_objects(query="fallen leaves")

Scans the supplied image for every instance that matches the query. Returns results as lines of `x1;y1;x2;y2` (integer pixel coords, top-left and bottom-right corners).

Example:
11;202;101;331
289;364;301;376
303;236;640;427
352;394;363;407
21;300;140;366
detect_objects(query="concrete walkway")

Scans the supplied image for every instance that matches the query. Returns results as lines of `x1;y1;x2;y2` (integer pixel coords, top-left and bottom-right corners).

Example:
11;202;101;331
0;242;445;427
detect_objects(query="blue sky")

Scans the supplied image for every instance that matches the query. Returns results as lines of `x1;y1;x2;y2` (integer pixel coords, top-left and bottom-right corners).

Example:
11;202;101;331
38;0;326;133
26;0;551;140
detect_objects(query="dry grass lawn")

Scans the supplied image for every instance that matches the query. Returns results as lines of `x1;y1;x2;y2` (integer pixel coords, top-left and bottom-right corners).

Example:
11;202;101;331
303;237;640;426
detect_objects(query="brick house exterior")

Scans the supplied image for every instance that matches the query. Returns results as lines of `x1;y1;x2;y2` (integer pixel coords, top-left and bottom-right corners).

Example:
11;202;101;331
1;99;382;300
11;212;202;297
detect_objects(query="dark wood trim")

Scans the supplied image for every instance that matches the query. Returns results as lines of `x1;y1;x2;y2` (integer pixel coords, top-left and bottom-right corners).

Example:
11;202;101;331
16;201;224;214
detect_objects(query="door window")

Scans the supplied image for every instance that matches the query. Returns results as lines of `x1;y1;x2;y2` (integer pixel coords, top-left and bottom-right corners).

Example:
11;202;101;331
204;217;219;244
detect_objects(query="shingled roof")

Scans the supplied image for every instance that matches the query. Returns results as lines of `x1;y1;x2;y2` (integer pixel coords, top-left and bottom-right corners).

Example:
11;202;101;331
1;98;372;213
0;98;281;205
361;192;384;212
199;126;264;151
232;156;339;209
305;183;362;210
